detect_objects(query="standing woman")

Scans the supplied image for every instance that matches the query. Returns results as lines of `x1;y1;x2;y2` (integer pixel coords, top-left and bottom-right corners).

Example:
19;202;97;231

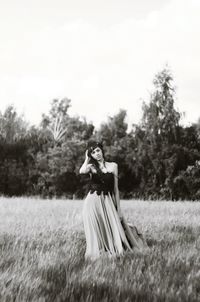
80;141;148;260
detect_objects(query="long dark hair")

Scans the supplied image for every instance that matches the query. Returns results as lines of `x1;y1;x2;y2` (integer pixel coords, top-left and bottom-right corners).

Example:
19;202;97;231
87;140;105;174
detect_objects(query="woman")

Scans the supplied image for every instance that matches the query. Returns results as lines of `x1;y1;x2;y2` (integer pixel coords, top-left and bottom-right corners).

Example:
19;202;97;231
80;141;148;260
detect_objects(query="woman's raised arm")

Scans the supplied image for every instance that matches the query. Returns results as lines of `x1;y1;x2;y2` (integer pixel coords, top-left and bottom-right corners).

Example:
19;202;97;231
79;150;92;174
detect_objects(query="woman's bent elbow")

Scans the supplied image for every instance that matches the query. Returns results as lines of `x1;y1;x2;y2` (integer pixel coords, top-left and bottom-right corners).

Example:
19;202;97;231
79;168;87;174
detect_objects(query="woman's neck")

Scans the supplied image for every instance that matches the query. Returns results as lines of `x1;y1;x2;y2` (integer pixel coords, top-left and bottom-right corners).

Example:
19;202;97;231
97;160;108;173
98;159;105;166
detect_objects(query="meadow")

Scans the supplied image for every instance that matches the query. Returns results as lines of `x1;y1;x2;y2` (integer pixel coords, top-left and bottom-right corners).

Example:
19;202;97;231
0;197;199;302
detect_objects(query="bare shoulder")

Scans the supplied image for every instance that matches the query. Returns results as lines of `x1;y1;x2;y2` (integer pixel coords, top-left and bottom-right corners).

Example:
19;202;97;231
105;161;118;172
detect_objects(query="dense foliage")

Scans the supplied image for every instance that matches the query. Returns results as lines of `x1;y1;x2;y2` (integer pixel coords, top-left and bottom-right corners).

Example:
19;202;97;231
0;68;200;200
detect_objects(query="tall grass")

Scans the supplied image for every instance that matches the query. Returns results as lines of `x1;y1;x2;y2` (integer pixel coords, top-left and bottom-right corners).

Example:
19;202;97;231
0;197;199;301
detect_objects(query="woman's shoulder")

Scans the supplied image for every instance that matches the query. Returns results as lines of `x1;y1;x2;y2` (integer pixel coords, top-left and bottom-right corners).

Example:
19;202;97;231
105;161;118;170
105;161;117;166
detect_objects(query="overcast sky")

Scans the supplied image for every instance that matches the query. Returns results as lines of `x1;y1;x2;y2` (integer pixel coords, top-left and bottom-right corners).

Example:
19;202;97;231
0;0;199;128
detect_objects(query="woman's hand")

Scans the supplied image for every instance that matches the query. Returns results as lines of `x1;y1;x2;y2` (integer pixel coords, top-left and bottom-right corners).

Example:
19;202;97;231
79;150;91;174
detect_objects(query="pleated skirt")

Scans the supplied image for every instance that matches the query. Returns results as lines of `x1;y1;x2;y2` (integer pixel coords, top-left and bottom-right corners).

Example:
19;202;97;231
82;191;149;260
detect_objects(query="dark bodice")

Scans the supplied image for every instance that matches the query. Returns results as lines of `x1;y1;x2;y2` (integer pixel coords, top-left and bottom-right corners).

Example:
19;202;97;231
89;172;114;195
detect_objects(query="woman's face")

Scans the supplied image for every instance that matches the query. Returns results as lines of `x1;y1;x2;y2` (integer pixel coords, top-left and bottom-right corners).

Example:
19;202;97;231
90;147;103;161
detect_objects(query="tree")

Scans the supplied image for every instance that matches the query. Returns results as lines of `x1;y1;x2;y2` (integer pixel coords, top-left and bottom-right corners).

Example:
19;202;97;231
0;105;29;143
96;109;128;145
142;67;181;145
130;68;185;198
32;98;94;197
40;98;94;145
40;98;71;145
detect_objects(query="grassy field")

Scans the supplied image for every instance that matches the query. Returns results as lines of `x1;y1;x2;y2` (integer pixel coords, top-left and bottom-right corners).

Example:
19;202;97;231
0;197;200;302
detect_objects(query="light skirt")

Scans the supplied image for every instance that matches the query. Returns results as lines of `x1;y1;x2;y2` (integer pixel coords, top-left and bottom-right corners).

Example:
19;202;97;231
82;191;149;260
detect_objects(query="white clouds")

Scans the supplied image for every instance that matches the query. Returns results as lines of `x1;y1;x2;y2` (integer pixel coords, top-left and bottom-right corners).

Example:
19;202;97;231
0;0;199;127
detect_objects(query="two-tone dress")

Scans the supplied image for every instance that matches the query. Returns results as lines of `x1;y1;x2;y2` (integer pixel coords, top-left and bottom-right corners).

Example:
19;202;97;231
82;169;148;260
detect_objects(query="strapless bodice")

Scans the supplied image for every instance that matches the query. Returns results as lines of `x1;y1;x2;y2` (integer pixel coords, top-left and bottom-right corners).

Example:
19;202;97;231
89;172;114;195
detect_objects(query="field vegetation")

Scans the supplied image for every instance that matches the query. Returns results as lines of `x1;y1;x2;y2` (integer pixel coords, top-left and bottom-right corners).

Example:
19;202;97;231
0;197;199;301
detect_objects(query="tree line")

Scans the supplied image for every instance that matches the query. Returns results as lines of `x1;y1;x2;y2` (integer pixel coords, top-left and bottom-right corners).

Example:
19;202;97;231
1;67;200;200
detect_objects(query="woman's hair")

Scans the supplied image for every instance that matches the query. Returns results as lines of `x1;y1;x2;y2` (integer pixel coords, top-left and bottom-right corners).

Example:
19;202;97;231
87;140;105;172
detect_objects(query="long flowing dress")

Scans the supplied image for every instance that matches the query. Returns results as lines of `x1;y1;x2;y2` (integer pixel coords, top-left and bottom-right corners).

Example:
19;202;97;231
82;171;149;260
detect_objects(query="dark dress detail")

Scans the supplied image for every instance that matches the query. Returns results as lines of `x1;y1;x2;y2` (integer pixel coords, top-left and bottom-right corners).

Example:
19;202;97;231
89;172;115;195
82;171;149;260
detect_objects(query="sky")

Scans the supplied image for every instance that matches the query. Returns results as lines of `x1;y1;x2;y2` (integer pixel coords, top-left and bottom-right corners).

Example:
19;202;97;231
0;0;200;129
